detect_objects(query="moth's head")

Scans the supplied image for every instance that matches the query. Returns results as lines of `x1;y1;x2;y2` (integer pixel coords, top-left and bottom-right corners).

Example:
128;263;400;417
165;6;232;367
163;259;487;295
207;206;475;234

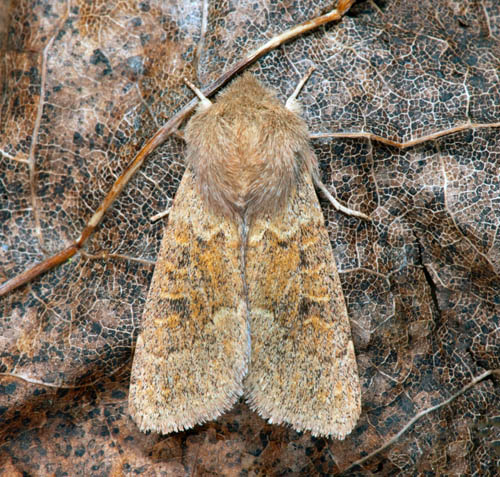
184;72;316;221
188;72;303;128
217;73;304;115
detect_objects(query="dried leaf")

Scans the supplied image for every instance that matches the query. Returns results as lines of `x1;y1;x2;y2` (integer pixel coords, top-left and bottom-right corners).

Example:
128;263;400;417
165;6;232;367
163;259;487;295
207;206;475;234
1;0;499;475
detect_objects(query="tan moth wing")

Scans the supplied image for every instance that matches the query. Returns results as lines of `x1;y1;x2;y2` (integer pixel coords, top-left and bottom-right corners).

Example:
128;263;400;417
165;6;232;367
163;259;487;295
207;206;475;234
244;170;361;439
129;169;249;433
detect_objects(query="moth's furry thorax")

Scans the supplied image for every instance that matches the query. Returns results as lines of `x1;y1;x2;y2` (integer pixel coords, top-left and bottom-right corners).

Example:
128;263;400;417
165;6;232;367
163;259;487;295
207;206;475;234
184;73;316;221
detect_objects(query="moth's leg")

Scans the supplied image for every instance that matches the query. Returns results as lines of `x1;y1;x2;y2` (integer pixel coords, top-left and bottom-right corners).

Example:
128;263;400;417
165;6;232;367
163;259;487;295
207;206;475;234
150;207;170;222
285;69;371;221
314;177;372;221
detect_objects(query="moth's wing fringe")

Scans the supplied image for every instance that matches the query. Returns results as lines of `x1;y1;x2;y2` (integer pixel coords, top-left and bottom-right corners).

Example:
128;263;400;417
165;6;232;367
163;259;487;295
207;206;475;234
244;171;361;439
129;169;249;434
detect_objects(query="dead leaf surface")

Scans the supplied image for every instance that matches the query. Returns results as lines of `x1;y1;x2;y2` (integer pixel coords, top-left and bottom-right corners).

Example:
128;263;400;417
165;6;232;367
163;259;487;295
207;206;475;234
0;0;499;475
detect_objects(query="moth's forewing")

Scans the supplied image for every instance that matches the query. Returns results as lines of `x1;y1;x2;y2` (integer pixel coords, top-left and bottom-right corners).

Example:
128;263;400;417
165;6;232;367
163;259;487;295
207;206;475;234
244;170;361;439
129;169;249;433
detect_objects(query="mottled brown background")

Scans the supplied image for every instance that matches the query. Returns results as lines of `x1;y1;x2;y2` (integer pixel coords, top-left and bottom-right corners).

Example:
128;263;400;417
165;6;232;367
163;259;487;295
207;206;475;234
0;0;499;475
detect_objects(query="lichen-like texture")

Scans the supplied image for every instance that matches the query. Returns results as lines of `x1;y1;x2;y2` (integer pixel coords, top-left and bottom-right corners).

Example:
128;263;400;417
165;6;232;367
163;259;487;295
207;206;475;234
0;0;499;476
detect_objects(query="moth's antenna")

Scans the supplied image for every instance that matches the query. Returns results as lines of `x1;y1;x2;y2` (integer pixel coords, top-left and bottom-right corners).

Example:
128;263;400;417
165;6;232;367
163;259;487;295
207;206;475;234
184;78;212;109
286;66;316;110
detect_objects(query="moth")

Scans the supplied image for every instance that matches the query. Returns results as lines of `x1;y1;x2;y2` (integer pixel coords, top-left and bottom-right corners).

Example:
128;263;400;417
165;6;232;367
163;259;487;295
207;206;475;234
128;71;362;439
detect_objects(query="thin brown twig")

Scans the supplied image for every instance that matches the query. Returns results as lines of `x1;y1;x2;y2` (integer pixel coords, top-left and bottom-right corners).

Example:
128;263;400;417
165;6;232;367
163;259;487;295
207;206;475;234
0;1;356;297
